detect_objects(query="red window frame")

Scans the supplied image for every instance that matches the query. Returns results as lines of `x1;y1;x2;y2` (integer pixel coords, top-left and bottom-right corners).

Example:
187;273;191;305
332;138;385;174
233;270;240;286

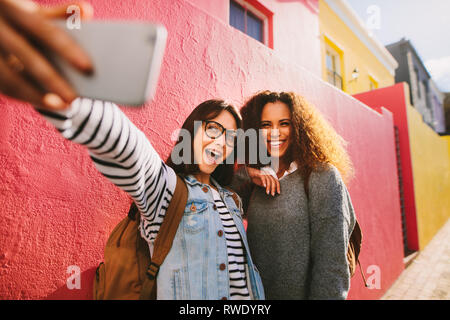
230;0;274;49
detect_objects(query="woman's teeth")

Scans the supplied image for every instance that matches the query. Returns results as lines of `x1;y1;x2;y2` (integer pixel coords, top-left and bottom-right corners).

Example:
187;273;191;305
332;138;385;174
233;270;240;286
269;140;284;147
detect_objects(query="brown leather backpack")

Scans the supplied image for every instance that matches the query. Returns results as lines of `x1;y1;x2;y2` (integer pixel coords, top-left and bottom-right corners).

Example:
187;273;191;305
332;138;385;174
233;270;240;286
92;175;244;299
93;175;188;300
303;169;367;286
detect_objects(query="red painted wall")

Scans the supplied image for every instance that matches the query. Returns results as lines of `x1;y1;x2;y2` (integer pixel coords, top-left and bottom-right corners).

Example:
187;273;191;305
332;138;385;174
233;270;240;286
354;84;419;251
0;0;403;299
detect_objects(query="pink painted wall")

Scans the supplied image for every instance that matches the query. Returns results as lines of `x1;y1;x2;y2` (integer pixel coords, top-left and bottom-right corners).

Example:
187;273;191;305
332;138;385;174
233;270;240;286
0;0;403;299
188;0;321;76
354;84;419;252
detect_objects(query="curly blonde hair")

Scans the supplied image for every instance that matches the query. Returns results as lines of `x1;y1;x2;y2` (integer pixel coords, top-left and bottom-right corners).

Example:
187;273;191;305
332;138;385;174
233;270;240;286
240;91;354;184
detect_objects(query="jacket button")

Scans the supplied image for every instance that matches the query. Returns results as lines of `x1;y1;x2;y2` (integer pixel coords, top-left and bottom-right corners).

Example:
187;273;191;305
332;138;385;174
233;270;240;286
219;263;226;271
221;297;228;300
218;230;223;237
213;204;217;210
202;186;208;193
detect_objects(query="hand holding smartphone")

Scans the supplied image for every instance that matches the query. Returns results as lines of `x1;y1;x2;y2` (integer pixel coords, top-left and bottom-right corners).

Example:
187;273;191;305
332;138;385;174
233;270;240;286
0;0;94;110
48;20;168;107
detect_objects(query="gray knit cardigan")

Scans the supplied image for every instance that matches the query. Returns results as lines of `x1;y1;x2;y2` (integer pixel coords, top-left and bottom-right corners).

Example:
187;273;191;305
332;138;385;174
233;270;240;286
229;164;356;300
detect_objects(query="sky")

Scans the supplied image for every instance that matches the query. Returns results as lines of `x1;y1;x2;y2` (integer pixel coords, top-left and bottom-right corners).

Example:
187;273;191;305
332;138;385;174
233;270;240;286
345;0;450;92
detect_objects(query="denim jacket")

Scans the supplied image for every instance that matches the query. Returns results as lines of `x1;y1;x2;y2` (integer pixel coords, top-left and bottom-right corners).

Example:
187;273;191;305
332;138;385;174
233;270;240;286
155;174;265;300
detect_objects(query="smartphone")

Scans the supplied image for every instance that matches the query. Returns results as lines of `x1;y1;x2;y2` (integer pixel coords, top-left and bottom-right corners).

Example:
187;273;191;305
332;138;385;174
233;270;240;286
48;20;168;106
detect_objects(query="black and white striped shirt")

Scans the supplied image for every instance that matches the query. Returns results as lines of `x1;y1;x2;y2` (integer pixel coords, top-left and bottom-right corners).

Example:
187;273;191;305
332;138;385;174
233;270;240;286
38;98;251;298
211;188;251;300
38;98;176;256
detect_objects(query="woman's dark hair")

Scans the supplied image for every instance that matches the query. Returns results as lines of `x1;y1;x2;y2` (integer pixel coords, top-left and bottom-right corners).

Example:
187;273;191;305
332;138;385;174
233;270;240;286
166;99;242;186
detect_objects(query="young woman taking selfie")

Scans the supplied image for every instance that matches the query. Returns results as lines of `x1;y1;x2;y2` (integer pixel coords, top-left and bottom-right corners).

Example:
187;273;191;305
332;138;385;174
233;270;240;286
36;98;265;300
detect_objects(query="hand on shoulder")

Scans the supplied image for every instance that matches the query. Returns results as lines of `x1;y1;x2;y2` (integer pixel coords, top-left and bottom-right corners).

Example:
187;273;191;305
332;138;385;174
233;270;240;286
246;166;280;196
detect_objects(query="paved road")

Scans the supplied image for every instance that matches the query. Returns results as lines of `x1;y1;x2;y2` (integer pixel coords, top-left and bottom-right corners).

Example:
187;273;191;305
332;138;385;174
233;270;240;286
381;218;450;300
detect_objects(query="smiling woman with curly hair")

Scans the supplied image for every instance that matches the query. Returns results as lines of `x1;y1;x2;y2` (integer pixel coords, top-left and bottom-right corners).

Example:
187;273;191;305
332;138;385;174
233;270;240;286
229;90;357;300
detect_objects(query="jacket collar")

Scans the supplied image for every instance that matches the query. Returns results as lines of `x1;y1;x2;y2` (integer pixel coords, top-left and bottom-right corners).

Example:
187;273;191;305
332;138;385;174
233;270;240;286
184;174;233;196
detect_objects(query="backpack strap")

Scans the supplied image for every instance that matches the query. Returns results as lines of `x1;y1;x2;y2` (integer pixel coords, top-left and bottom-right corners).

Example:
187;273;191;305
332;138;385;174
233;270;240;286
139;174;188;299
224;186;242;211
352;220;369;287
127;202;139;220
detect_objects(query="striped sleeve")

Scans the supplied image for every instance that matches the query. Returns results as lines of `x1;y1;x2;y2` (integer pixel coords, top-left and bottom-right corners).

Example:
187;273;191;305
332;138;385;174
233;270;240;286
36;98;177;247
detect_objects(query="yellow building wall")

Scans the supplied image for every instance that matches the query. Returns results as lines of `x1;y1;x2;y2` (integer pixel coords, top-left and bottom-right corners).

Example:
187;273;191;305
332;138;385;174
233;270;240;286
319;0;395;94
445;136;450;161
406;93;450;249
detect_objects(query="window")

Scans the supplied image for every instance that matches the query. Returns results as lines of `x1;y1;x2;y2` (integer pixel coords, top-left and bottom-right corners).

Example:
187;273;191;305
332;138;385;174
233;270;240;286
229;0;273;47
230;1;246;34
325;46;343;90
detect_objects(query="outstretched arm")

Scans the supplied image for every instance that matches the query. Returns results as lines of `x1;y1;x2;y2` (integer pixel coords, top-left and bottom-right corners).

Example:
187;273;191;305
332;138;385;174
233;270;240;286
0;0;174;248
37;98;177;245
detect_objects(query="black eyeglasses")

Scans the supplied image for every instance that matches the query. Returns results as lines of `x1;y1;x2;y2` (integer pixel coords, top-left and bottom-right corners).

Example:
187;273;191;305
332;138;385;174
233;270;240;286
204;120;237;147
